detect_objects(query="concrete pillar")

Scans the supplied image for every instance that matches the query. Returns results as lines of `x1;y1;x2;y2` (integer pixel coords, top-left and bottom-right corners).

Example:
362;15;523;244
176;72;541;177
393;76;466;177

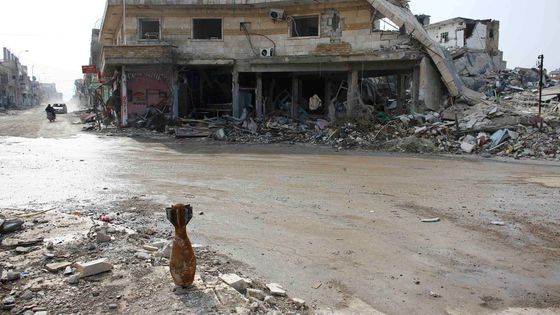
172;70;179;119
121;66;128;127
411;65;420;113
232;69;240;118
255;72;263;119
418;57;444;112
291;75;299;119
396;74;406;111
324;79;335;121
347;70;359;116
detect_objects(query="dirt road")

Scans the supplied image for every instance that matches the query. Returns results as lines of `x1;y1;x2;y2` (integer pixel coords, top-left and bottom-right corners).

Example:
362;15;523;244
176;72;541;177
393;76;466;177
1;107;559;314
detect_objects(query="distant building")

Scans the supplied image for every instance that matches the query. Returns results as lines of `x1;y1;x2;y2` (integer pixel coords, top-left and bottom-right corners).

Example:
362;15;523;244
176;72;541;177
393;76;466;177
0;47;41;108
425;17;500;55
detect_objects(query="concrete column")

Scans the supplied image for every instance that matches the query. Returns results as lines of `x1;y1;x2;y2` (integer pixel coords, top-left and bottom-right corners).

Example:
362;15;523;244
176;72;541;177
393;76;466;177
172;70;179;119
347;70;359;116
396;74;406;111
418;57;444;112
255;72;263;119
232;69;240;118
324;79;335;121
120;66;128;127
291;75;299;119
411;65;420;113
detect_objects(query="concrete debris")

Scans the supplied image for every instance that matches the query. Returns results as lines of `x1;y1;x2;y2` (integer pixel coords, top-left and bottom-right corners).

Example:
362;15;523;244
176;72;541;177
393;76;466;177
0;218;24;234
135;251;151;260
246;288;266;301
266;283;287;297
214;283;249;307
74;258;113;277
0;209;303;315
96;230;112;243
2;270;21;282
63;266;73;275
292;297;306;308
219;273;249;292
45;262;72;273
66;274;80;285
2;296;15;310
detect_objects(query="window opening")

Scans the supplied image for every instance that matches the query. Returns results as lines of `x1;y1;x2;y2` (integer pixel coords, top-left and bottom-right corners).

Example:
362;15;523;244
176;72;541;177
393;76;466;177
193;19;223;40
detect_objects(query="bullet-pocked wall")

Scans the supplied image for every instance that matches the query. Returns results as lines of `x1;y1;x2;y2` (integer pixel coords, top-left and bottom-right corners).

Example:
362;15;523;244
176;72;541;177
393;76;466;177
117;1;410;59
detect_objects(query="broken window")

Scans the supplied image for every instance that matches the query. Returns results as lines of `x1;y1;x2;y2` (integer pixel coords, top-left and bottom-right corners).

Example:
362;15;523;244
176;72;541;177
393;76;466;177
441;32;449;43
139;19;160;40
290;16;319;37
372;14;400;32
193;19;223;40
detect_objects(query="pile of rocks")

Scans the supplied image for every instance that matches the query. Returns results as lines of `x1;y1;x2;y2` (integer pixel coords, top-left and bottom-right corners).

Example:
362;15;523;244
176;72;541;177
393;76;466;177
0;208;309;314
211;98;559;160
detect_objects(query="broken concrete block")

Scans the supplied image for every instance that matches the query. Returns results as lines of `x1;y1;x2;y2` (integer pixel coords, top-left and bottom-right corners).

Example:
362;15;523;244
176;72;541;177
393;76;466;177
219;273;247;292
3;270;20;281
135;251;151;260
96;231;112;243
213;283;248;307
266;283;287;297
46;261;72;273
292;297;306;308
246;288;266;301
15;246;31;254
74;258;113;277
461;142;476;153
67;274;80;285
156;241;172;259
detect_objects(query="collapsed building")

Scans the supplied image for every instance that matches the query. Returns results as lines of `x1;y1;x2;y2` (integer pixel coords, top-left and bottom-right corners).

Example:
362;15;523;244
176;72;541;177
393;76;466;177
93;0;485;127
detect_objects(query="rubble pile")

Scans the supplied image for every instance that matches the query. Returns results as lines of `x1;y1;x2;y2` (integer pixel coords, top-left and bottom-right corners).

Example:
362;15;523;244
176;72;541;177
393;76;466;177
188;97;558;160
0;208;310;314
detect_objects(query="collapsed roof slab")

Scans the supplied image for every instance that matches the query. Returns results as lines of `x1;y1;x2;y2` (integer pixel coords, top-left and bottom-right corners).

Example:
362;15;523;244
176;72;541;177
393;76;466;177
366;0;483;104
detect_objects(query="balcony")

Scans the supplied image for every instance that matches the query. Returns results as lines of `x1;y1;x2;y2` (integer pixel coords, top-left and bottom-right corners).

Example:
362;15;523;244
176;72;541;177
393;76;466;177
100;44;176;74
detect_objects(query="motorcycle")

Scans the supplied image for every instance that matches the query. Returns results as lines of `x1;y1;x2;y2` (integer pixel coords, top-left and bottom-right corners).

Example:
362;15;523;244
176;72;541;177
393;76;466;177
47;111;56;122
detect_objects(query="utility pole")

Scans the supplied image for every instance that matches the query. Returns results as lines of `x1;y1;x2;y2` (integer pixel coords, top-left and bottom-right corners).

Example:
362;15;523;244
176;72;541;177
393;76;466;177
537;54;544;131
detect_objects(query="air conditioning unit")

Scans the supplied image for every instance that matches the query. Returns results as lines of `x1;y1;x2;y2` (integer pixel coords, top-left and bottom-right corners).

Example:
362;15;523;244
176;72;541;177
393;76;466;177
269;9;286;20
261;48;275;57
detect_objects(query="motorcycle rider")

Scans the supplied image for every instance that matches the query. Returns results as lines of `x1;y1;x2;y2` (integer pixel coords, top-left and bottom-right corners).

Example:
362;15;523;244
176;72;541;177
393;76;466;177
45;104;56;121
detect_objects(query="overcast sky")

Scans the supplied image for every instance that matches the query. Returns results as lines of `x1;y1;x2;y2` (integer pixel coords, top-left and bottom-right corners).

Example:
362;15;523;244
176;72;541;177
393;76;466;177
1;0;559;100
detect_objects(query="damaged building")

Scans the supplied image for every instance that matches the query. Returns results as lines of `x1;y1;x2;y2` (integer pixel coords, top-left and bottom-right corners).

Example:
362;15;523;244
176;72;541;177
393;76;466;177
424;17;508;93
94;0;469;126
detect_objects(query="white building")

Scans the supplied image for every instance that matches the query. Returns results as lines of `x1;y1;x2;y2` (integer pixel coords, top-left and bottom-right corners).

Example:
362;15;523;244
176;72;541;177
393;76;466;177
425;18;500;55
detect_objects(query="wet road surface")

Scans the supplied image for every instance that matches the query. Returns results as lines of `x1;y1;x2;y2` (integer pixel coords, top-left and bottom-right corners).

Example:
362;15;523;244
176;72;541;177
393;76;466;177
1;107;559;314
